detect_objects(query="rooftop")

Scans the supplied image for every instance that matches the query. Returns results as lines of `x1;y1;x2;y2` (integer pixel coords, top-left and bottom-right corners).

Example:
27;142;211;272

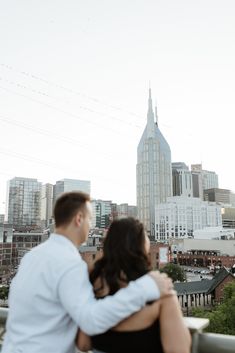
174;267;235;295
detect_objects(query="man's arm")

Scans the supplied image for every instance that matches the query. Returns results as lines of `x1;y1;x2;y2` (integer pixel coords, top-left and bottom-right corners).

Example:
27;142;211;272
58;260;173;335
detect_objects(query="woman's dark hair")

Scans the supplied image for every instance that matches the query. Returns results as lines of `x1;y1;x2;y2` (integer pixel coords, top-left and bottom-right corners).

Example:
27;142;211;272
90;217;152;295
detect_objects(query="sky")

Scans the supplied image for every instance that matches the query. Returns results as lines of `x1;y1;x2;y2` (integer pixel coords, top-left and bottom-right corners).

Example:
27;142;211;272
0;0;235;213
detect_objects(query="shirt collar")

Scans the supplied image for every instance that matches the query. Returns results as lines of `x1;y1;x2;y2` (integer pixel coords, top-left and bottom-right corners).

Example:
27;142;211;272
49;233;80;255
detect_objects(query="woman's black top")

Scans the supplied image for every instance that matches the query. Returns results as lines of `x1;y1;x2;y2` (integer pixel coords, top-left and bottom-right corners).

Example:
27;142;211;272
91;318;164;353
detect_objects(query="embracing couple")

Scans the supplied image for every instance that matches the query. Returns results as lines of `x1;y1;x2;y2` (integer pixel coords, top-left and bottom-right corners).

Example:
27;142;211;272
2;192;191;353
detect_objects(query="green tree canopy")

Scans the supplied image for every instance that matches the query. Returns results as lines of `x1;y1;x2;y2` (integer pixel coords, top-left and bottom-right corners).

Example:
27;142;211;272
0;286;9;302
192;281;235;335
160;263;186;282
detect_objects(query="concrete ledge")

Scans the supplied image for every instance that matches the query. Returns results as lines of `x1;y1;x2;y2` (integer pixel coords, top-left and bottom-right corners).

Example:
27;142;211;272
198;332;235;353
184;317;209;333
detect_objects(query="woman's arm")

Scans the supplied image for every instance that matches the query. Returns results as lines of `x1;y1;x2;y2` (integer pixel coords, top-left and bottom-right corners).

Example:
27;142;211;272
159;294;191;353
76;330;92;352
113;300;160;331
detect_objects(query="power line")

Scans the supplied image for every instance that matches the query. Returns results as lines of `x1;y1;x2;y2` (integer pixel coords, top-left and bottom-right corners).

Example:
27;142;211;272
0;63;181;133
0;63;143;120
0;76;143;129
0;114;114;160
0;84;134;138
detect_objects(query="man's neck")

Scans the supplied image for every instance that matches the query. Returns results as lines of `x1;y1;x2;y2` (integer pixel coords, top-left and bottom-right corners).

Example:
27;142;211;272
55;226;83;247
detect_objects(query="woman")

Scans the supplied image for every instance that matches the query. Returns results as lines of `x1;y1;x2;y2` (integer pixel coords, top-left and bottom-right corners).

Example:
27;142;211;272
77;218;191;353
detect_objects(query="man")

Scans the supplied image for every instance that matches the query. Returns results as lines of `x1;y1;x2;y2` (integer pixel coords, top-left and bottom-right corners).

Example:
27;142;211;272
2;192;173;353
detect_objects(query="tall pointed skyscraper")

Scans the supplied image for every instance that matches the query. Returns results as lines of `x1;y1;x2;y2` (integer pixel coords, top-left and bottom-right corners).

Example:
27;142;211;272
136;89;172;237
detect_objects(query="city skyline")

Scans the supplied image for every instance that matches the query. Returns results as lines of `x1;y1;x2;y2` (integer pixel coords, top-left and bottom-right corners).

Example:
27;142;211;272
1;0;235;213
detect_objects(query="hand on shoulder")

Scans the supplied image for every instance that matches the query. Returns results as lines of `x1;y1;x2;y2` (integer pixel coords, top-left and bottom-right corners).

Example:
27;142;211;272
148;270;174;297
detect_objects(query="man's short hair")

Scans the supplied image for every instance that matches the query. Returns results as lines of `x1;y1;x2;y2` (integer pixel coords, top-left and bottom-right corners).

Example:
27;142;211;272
54;191;91;227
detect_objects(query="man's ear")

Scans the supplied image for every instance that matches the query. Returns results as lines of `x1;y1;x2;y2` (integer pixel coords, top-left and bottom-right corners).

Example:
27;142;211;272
75;211;83;227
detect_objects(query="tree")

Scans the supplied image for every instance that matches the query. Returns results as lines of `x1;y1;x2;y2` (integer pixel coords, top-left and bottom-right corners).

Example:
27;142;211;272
160;263;186;282
0;286;9;302
192;281;235;335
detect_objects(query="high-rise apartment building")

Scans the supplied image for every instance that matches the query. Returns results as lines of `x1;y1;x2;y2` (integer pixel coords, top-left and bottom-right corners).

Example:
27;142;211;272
204;188;231;205
137;89;172;236
172;162;193;197
40;183;54;228
116;204;138;219
221;207;235;228
0;223;13;267
155;196;222;241
230;192;235;206
91;199;112;229
53;178;91;203
191;171;203;199
202;171;219;191
191;164;218;199
5;177;41;229
110;203;138;221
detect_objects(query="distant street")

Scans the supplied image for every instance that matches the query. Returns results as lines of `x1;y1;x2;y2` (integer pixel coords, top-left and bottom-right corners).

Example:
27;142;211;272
181;266;213;282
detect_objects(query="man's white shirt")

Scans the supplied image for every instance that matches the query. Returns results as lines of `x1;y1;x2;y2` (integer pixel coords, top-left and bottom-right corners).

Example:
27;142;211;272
2;233;160;353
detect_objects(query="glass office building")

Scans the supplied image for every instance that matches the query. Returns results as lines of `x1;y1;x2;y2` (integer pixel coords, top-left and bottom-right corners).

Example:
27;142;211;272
53;178;91;204
6;177;41;229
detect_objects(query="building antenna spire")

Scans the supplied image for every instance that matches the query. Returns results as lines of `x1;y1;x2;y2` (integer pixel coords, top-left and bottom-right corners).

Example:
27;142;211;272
148;82;153;112
155;99;158;127
147;83;155;137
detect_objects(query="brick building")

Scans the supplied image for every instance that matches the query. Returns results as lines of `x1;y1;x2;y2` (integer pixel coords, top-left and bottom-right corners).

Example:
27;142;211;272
149;242;169;269
177;252;235;268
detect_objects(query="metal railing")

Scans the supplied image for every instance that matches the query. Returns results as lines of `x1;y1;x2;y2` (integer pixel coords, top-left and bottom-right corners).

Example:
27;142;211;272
0;307;235;352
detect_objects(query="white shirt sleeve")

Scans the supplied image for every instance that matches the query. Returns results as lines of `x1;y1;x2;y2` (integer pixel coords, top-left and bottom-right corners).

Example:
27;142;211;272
57;260;160;335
